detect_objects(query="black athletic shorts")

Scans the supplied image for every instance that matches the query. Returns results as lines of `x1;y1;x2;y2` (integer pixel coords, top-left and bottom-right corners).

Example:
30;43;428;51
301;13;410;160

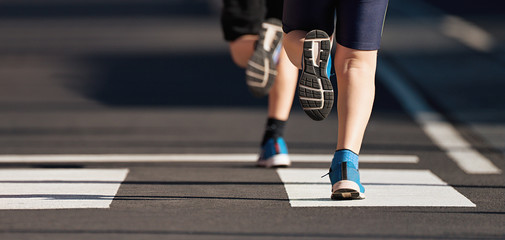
220;0;283;42
283;0;388;50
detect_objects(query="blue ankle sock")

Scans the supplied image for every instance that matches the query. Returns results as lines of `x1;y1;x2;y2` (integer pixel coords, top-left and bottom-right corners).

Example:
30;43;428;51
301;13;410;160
331;149;359;170
329;149;359;186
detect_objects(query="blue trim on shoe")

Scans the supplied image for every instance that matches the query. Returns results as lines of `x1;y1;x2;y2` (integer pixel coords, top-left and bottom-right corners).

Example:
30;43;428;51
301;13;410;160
272;41;282;65
260;137;288;160
326;55;332;79
297;30;334;121
329;149;365;193
245;18;283;98
257;137;290;168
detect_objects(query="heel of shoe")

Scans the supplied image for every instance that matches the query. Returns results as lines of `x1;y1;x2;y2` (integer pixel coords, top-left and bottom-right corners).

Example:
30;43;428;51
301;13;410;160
331;180;365;200
257;154;290;168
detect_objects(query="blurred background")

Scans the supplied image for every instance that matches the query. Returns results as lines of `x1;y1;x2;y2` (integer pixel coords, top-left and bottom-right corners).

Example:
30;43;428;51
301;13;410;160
0;0;504;158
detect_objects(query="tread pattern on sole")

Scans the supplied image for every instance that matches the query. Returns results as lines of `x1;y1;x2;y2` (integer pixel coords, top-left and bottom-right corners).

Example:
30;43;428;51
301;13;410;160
298;30;334;121
331;189;365;200
246;18;283;98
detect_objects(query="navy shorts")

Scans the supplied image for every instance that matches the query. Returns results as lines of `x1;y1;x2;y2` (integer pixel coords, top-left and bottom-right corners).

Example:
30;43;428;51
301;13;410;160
282;0;388;50
221;0;283;42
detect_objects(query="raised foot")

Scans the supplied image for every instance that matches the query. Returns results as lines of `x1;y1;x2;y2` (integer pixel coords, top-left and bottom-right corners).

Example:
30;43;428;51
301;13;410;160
298;29;334;121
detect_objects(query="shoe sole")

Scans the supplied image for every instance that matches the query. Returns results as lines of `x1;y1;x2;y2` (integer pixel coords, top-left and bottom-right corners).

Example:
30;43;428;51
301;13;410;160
257;154;291;168
246;19;283;98
299;30;334;121
331;180;365;200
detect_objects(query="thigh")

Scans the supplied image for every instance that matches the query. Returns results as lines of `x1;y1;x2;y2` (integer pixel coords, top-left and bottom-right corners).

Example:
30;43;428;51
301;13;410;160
335;0;389;50
220;0;267;41
282;0;336;35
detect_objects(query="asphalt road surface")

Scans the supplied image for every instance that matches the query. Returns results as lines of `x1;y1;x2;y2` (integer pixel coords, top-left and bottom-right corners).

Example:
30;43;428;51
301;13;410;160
0;0;504;239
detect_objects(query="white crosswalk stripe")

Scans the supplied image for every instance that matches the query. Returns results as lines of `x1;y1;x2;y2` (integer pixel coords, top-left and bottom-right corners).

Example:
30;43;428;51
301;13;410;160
378;59;501;174
0;154;418;163
277;168;476;207
0;169;128;209
0;154;476;209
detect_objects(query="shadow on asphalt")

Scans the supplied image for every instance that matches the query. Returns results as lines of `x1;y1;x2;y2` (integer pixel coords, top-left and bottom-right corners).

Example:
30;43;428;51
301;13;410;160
71;51;407;112
72;52;269;107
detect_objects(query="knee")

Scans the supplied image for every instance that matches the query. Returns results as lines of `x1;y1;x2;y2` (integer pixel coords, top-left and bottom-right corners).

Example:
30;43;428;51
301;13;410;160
339;57;372;74
335;48;377;76
283;31;307;69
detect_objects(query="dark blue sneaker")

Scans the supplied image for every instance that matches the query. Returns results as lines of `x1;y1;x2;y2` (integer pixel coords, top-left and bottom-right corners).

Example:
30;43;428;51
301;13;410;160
298;29;334;121
246;18;283;98
327;150;365;200
257;137;291;168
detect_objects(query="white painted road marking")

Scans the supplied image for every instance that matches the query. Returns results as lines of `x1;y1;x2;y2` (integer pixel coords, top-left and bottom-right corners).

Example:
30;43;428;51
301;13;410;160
277;168;476;207
441;15;496;52
0;169;129;209
378;59;502;174
0;154;418;163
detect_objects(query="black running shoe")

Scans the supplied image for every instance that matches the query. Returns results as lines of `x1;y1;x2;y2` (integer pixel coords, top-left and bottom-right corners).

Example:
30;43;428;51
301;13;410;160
298;30;334;121
246;18;283;98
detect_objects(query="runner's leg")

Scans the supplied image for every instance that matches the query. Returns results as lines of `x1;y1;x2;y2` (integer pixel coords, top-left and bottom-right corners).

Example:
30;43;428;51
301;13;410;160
229;35;257;68
268;45;298;121
334;45;377;154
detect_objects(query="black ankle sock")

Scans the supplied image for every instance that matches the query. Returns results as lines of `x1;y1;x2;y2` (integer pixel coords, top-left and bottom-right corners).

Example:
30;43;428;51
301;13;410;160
261;118;286;146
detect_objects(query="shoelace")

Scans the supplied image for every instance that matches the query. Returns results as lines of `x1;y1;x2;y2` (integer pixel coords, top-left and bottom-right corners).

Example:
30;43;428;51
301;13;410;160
321;167;332;178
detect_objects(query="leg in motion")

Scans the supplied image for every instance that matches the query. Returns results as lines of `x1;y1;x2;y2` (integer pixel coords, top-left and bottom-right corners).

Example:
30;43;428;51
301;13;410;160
221;0;283;97
257;45;298;168
327;0;388;200
245;19;284;97
229;35;258;68
221;0;298;167
335;44;377;154
283;30;306;69
283;30;335;121
329;45;378;200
